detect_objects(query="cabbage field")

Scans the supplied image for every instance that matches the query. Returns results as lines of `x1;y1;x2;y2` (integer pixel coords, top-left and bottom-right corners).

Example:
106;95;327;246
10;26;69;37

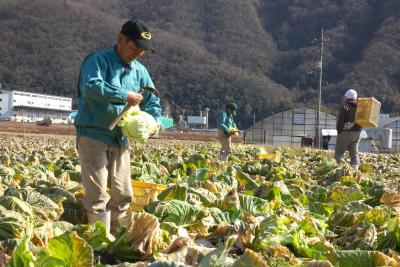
1;135;400;266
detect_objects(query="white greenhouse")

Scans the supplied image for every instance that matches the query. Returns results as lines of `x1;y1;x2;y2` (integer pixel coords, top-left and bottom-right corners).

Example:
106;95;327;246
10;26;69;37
244;108;337;148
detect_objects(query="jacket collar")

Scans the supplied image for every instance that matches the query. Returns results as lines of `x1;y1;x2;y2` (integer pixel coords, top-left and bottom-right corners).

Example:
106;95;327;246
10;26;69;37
113;45;133;69
346;99;357;105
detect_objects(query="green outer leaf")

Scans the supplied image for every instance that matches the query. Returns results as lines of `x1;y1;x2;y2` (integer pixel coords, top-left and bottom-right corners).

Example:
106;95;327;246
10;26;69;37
292;230;325;259
187;187;218;207
238;194;268;216
236;170;258;190
35;232;93;267
6;239;35;267
253;215;290;249
186;154;207;169
140;162;161;182
37;187;76;204
0;196;33;218
147;200;208;227
0;211;29;240
332;250;374;267
5;189;63;221
215;173;238;188
188;168;209;187
73;221;110;252
157;185;188;201
209;207;242;225
329;186;365;209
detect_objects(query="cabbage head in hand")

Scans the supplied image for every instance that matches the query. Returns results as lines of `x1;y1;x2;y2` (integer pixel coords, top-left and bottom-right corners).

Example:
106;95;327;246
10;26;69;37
118;106;159;143
228;126;239;136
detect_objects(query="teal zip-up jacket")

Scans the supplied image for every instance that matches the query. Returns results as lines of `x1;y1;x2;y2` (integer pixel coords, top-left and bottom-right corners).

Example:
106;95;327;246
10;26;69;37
218;108;237;135
75;47;162;147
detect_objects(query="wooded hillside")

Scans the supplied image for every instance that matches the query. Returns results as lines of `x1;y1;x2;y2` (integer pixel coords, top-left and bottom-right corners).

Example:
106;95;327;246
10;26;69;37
0;0;399;127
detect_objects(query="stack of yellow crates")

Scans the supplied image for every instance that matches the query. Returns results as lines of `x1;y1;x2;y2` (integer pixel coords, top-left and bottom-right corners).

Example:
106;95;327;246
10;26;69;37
355;97;381;128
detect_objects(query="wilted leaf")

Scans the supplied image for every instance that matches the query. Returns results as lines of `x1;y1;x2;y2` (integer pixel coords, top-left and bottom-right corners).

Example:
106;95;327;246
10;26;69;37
199;235;238;267
109;211;160;261
232;248;268;267
381;192;400;214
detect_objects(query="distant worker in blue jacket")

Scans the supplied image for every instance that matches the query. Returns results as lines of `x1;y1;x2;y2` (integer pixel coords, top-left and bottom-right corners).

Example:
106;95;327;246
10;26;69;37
217;102;238;161
74;19;161;239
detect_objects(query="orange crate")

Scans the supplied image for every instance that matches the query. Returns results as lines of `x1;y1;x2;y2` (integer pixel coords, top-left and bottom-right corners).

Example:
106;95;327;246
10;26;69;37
129;181;167;212
355;97;381;128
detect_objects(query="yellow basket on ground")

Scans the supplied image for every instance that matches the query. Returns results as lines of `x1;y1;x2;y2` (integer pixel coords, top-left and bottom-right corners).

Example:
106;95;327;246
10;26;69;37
257;152;281;163
254;147;281;163
129;181;167;212
355;97;381;128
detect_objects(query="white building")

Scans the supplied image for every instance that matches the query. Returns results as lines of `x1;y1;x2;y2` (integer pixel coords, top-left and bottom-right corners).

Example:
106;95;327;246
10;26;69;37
364;115;400;153
0;90;72;124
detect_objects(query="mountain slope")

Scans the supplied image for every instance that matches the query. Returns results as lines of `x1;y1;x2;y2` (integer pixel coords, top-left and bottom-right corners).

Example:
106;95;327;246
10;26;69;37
0;0;399;127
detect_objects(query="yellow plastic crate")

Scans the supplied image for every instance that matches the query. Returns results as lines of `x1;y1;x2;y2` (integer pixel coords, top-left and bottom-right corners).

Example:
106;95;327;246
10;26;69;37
355;97;381;128
255;148;281;162
257;152;281;163
129;181;167;212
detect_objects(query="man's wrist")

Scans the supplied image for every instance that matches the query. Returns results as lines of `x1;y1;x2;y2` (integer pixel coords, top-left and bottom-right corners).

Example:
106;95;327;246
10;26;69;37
121;90;129;102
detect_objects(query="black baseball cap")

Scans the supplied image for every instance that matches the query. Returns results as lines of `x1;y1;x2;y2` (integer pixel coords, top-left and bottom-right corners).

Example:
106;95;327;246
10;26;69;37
121;19;154;52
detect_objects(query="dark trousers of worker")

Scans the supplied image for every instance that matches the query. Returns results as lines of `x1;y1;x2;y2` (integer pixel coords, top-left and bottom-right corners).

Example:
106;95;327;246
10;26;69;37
77;135;132;234
335;131;362;166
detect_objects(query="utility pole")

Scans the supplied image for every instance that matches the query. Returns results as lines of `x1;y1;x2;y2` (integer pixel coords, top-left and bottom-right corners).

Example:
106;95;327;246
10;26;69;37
205;107;210;129
315;28;327;149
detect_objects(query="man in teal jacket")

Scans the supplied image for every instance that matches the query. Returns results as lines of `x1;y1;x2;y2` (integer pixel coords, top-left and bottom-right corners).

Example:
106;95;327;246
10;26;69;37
75;19;161;238
217;102;238;161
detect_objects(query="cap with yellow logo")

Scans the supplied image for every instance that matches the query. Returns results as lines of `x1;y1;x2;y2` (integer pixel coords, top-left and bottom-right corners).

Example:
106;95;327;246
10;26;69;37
121;19;154;52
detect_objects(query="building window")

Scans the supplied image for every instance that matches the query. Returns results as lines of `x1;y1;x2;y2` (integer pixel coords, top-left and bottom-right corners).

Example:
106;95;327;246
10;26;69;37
293;113;305;125
0;98;2;101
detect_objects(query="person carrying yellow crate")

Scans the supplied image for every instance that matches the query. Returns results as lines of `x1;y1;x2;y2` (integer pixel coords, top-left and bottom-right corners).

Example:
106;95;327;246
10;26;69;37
74;19;162;240
335;89;362;171
217;102;239;161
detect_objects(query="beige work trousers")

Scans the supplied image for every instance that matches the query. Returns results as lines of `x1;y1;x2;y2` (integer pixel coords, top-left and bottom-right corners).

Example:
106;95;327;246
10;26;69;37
218;130;232;160
76;135;133;216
